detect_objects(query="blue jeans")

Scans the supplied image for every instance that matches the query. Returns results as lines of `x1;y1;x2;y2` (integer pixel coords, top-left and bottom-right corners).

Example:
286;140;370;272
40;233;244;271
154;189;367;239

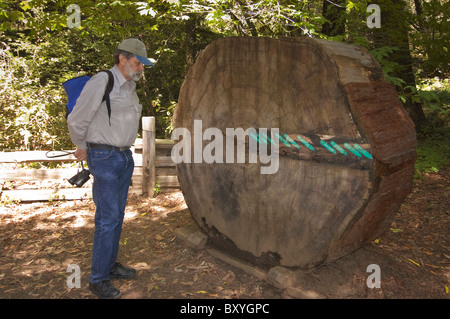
86;147;134;284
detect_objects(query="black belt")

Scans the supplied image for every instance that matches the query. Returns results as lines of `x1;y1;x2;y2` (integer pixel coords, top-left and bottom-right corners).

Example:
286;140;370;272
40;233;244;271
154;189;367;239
87;142;130;152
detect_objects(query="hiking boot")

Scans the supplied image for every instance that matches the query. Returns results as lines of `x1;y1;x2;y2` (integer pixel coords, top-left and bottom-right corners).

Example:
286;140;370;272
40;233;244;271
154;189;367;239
89;280;120;299
110;262;136;279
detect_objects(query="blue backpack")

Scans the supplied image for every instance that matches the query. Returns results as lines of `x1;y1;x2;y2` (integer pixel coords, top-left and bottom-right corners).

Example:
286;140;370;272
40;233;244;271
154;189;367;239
62;70;114;124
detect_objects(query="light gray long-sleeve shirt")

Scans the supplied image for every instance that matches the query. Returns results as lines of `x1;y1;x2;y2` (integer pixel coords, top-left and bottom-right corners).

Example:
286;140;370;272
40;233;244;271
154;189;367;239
67;65;142;149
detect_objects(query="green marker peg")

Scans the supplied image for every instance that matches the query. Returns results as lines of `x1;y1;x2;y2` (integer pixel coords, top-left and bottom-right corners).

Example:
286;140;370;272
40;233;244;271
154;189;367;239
284;134;300;149
320;140;336;154
297;135;315;151
344;143;362;157
330;141;347;155
276;133;291;147
353;144;373;159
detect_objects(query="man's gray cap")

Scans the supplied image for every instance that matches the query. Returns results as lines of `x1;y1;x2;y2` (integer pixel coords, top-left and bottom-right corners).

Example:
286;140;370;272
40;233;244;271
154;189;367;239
118;38;154;66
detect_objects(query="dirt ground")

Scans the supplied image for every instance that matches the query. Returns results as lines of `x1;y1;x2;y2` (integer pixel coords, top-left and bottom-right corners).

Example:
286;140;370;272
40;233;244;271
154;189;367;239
0;167;448;300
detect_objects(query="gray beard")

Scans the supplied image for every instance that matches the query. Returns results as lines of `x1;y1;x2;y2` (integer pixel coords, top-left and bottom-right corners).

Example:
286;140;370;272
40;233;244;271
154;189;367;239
125;62;142;81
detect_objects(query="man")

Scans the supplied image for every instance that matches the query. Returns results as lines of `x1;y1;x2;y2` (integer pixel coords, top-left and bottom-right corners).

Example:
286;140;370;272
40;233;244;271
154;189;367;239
68;38;153;299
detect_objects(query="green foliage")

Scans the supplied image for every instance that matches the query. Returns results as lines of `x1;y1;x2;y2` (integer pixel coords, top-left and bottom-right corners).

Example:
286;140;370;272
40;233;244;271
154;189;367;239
414;84;450;178
153;180;161;197
415;131;450;178
410;0;450;80
0;43;70;150
183;0;326;38
370;46;404;86
0;0;449;156
419;84;450;128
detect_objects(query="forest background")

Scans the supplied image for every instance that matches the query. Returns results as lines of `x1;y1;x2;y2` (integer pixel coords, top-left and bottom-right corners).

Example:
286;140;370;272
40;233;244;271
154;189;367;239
0;0;448;178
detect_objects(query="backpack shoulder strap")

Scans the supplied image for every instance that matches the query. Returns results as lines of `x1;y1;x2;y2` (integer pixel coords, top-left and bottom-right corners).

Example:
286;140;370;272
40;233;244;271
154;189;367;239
99;70;114;126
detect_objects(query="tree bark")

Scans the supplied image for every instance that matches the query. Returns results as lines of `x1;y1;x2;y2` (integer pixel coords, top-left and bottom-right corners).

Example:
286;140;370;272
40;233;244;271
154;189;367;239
370;0;427;130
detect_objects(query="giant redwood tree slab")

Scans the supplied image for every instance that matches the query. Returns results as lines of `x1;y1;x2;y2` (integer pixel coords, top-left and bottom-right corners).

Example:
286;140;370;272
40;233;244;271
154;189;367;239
173;37;417;268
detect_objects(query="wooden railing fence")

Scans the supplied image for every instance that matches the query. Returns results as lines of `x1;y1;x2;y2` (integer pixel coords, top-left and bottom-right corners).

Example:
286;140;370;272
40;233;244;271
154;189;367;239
0;117;179;202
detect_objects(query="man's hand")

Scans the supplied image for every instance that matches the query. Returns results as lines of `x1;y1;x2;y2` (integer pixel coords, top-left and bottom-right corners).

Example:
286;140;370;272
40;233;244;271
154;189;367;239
74;148;87;161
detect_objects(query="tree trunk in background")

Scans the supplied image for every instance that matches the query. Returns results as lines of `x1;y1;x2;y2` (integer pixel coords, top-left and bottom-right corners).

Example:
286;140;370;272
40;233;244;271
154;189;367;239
370;0;427;131
414;0;423;16
323;0;427;131
321;0;346;36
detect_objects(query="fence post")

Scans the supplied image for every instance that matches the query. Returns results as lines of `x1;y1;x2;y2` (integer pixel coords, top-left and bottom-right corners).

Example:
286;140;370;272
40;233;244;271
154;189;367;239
142;116;156;197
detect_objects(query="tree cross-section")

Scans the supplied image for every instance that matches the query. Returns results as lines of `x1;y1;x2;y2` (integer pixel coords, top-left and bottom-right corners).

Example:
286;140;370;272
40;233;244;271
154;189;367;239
173;37;417;268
